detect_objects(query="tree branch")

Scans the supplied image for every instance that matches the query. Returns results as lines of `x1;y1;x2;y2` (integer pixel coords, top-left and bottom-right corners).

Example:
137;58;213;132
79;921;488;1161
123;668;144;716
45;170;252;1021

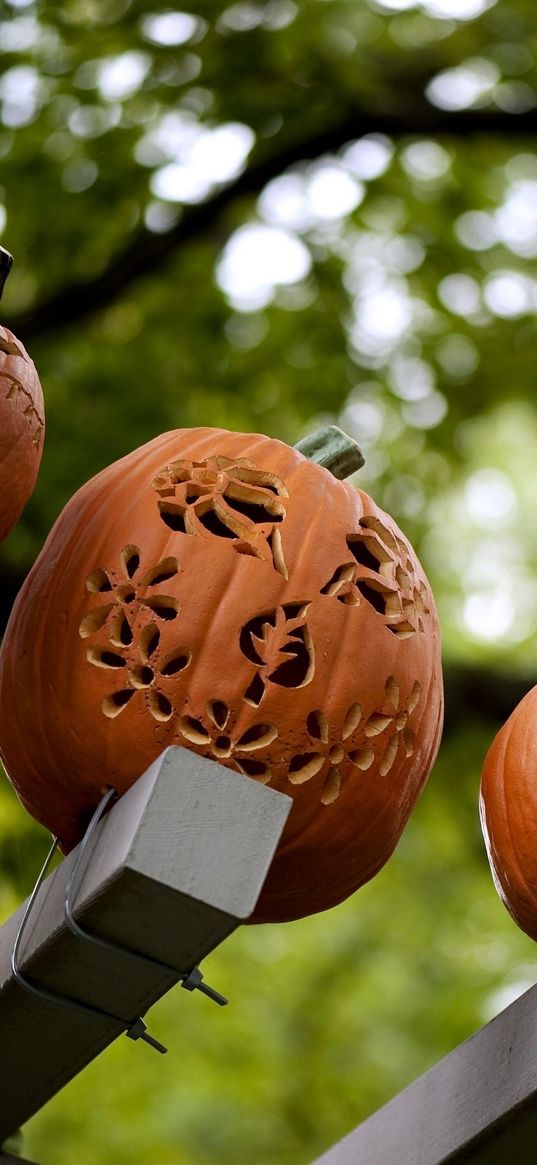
6;104;536;342
443;664;534;732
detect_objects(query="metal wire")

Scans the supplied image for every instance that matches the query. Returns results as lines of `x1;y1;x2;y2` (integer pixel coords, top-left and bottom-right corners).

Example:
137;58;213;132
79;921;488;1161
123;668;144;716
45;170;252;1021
12;781;228;1058
63;787;229;1007
11;836;64;1007
11;830;129;1036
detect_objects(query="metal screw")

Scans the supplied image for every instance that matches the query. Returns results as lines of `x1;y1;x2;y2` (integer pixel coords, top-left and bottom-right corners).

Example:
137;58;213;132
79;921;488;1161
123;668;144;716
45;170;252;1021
126;1017;167;1055
181;966;228;1006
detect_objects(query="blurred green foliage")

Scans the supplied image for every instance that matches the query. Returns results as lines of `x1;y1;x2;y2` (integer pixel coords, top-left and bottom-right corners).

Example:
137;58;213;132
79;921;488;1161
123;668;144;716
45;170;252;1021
1;0;537;1161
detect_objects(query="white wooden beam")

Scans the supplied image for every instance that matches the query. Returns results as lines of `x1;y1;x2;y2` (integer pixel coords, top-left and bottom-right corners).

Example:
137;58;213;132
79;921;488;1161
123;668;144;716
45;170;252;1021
0;747;291;1144
311;981;537;1165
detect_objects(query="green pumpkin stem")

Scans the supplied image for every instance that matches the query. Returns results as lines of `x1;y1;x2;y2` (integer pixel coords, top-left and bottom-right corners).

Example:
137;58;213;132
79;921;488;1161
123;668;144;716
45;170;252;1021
295;425;364;480
0;247;13;304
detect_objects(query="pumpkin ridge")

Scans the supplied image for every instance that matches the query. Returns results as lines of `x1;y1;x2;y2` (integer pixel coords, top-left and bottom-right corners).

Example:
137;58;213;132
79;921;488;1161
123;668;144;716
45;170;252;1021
0;423;33;467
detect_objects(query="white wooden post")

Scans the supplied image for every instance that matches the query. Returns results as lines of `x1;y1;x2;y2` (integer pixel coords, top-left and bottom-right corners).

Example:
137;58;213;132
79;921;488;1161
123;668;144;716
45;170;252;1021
310;980;537;1164
0;747;291;1147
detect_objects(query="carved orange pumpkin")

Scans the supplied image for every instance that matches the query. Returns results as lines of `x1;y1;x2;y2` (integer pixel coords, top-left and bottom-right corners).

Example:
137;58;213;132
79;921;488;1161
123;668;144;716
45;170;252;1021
0;251;45;542
0;427;443;922
480;686;537;941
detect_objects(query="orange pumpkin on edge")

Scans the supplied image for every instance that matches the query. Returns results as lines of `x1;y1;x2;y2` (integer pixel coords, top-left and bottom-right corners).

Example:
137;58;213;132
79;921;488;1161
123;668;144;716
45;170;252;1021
0;426;443;922
480;685;537;941
0;248;45;543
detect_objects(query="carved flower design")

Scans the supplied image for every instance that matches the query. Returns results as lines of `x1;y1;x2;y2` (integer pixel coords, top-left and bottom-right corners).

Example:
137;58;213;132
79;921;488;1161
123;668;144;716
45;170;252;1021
152;455;289;576
288;676;422;805
78;545;180;646
321;516;430;638
86;622;191;721
365;675;420;778
287;703;365;806
177;700;278;783
79;546;187;722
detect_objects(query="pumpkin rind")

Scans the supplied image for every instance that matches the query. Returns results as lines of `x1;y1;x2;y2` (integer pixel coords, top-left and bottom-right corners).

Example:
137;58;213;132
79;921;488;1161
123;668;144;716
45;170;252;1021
0;427;443;922
0;325;45;542
480;685;537;941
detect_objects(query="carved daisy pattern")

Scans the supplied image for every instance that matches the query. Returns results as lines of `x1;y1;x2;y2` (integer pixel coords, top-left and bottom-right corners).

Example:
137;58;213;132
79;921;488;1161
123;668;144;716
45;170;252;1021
287;676;422;805
86;623;191;721
78;545;181;646
79;546;189;721
177;700;278;783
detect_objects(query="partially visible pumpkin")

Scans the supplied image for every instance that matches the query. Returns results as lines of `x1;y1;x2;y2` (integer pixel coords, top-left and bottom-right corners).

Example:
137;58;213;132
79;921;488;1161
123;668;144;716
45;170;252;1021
480;685;537;941
0;426;443;923
0;248;45;543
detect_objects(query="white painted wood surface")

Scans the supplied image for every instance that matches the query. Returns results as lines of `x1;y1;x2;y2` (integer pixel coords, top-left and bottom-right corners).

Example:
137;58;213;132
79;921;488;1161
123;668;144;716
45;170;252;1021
311;980;537;1165
0;747;291;1143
